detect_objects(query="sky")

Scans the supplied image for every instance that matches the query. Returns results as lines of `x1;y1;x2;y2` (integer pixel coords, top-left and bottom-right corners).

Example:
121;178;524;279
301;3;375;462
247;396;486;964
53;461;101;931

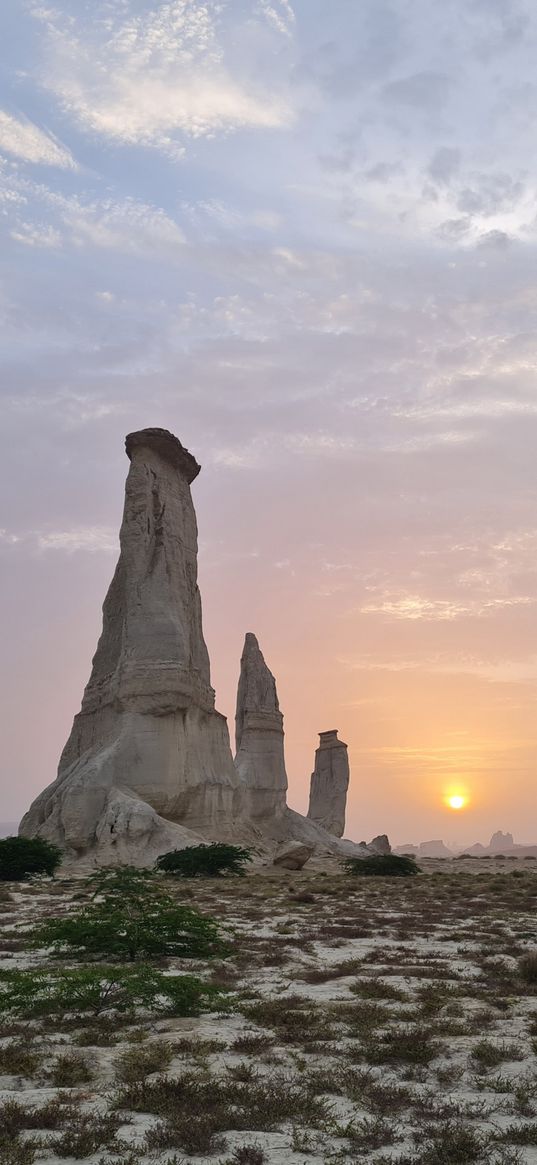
2;0;537;847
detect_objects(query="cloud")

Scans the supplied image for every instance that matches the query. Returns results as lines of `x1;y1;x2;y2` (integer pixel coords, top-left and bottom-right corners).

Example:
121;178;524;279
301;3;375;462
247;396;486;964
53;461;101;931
37;527;118;552
0;110;76;168
428;147;461;184
32;1;292;154
10;222;62;248
382;71;453;111
257;1;295;37
2;174;186;256
359;592;535;622
0;526;117;552
56;195;186;254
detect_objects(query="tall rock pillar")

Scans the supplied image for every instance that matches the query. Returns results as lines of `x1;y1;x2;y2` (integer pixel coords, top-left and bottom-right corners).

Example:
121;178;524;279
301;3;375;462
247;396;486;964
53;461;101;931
234;633;288;820
20;428;239;861
307;729;349;838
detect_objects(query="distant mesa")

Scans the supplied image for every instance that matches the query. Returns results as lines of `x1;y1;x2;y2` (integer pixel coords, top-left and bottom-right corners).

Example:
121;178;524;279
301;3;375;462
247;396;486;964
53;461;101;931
394;831;537;859
418;839;454;859
19;427;377;868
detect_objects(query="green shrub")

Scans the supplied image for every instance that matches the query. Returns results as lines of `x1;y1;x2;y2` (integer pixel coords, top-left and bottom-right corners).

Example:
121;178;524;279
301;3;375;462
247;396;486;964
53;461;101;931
0;965;227;1019
342;853;419;877
0;837;62;881
33;866;222;961
156;843;253;878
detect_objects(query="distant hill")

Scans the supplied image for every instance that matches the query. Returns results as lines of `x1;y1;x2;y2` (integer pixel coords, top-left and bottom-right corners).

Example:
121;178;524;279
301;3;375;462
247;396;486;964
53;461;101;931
0;823;19;838
395;832;537;859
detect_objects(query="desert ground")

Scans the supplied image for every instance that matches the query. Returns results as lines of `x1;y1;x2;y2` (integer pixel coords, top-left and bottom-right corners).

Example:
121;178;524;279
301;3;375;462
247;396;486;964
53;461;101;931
2;856;537;1165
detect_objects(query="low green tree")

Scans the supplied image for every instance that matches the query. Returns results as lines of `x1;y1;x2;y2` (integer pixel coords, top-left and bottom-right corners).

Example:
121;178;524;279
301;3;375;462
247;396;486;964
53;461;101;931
0;837;62;881
33;866;223;961
156;843;253;878
342;853;419;877
0;965;225;1018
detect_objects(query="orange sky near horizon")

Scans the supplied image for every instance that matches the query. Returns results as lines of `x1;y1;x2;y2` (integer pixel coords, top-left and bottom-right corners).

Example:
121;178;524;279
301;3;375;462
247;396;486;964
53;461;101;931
3;445;537;849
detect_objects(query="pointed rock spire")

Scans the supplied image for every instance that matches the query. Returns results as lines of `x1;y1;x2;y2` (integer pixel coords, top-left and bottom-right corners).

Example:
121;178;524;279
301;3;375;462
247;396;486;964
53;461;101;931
307;729;349;838
234;633;288;819
20;428;239;862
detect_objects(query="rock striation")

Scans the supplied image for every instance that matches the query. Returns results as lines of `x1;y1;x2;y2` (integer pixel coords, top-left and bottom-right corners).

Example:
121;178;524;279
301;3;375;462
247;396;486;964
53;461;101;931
20;428;240;863
234;633;288;820
307;730;349;838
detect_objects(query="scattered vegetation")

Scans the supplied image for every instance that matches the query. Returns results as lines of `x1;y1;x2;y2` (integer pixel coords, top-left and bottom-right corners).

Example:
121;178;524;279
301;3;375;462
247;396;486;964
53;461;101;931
156;842;254;878
33;865;223;960
2;857;537;1164
117;1068;330;1154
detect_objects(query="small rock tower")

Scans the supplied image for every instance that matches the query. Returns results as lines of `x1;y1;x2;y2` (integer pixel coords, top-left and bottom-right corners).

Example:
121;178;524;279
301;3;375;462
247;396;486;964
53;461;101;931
307;729;350;838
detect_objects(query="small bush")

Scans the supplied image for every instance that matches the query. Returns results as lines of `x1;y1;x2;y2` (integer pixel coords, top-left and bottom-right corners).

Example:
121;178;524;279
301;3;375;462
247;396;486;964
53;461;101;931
0;837;62;881
365;1026;441;1065
156;843;253;878
223;1148;267;1165
342;853;419;877
518;952;537;985
115;1040;174;1082
47;1051;93;1087
0;1041;39;1077
0;1139;35;1165
470;1040;523;1070
46;1111;121;1158
0;1098;76;1135
413;1121;489;1163
0;965;227;1019
33;866;222;961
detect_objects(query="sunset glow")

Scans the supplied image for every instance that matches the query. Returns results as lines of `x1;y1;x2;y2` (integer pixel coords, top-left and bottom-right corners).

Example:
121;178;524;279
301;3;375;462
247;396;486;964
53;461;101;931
2;1;537;849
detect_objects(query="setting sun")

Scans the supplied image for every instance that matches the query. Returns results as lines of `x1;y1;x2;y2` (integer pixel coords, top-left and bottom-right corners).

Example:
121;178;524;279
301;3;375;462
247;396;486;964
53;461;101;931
447;795;466;810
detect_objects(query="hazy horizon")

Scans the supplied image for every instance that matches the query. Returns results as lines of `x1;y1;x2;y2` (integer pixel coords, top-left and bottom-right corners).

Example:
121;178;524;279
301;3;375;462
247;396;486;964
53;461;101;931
2;1;537;845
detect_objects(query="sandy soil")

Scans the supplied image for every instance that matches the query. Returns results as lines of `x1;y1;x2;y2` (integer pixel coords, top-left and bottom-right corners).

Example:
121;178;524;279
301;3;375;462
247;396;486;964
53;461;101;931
2;856;537;1164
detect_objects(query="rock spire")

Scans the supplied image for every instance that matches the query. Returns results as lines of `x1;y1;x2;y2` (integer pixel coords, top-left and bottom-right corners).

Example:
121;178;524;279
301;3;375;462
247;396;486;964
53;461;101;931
307;729;350;838
20;428;239;863
234;633;288;819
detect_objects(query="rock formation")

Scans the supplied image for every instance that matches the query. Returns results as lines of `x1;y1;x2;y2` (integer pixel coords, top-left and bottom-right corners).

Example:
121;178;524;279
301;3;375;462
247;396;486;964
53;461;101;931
234;633;287;820
20;428;240;864
307;730;349;837
21;427;377;867
418;840;454;859
232;635;371;858
370;834;391;854
273;841;313;870
490;830;514;852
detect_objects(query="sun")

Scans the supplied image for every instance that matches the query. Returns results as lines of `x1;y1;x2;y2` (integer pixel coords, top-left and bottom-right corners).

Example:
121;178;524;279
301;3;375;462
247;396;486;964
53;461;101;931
447;795;466;810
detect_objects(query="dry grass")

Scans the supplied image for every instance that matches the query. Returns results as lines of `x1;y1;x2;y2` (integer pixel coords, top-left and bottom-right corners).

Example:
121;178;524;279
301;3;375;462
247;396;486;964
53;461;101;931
1;859;537;1162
